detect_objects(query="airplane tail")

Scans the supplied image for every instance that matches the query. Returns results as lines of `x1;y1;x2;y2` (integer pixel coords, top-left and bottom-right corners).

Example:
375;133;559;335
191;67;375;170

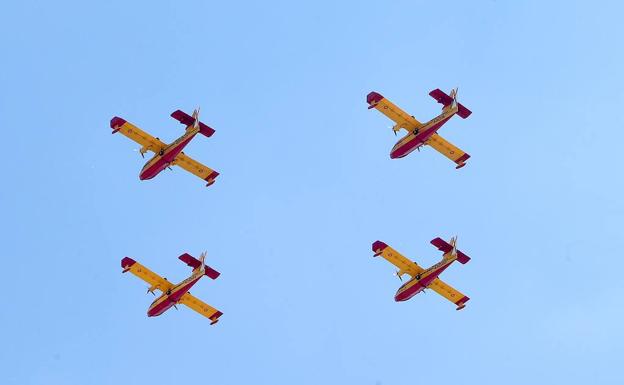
430;236;471;264
178;252;220;279
429;88;472;119
171;109;216;137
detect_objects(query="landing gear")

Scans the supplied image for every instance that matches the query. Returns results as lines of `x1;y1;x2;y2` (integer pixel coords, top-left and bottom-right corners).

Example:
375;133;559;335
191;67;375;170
413;128;420;135
415;274;421;280
159;149;165;156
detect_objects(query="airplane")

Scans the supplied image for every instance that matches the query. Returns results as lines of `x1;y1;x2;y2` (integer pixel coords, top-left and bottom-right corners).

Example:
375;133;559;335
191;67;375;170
372;237;471;310
367;88;472;168
121;252;223;324
110;108;219;186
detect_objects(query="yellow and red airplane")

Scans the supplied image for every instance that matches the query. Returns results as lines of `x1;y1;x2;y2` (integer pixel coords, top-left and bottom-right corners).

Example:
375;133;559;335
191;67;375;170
110;108;219;186
372;237;471;310
121;252;223;324
367;88;472;168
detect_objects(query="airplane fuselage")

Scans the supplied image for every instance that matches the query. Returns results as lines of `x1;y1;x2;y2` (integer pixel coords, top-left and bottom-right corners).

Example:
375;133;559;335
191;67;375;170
394;258;454;301
147;272;202;317
139;127;200;180
390;106;457;159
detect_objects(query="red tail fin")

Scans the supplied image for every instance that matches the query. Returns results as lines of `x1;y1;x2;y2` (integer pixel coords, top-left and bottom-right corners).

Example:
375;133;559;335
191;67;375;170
430;237;471;264
170;110;215;137
428;89;472;119
178;253;220;279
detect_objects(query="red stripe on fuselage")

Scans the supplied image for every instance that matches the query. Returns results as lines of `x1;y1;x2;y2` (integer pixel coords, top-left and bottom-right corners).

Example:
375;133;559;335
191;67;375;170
394;260;453;301
147;276;201;317
139;133;197;180
390;114;454;159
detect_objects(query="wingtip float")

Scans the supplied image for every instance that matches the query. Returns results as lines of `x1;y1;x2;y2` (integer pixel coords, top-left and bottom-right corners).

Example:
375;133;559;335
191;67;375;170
372;237;471;311
110;109;219;187
121;253;223;324
367;88;472;168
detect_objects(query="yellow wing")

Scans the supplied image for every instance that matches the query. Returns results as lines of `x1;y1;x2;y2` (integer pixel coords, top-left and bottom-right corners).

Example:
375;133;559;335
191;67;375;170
372;241;424;279
173;152;220;186
178;292;223;324
111;117;166;154
425;133;470;169
367;92;422;133
121;257;173;294
428;278;470;310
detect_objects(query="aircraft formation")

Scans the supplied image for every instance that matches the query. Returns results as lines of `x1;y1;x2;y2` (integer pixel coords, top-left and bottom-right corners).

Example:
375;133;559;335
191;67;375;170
113;87;473;321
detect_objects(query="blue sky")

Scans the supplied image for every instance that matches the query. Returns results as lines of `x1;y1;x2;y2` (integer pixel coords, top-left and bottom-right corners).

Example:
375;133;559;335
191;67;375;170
1;1;623;384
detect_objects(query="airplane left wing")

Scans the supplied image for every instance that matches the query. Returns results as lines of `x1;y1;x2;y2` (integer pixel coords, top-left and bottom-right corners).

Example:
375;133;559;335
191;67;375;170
173;152;220;186
425;133;470;169
121;257;173;294
178;292;223;324
110;117;166;154
428;278;470;310
372;241;424;279
367;92;422;134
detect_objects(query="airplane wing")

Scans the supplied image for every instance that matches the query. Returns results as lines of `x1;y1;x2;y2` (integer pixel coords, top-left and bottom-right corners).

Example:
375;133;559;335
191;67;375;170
173;152;220;186
427;278;470;310
372;241;424;279
367;92;422;133
110;117;166;153
121;257;173;293
425;133;470;169
178;292;223;324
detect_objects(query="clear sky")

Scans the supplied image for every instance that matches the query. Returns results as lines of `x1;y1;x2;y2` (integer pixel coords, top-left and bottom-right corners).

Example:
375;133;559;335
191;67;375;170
1;1;623;384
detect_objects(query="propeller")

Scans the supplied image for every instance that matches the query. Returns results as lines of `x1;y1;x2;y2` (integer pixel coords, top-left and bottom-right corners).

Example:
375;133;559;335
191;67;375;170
132;148;146;158
146;288;156;296
394;270;403;281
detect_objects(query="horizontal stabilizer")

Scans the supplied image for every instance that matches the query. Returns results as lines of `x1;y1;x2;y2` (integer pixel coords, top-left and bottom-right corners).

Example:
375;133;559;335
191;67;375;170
178;253;220;279
429;88;472;119
430;237;471;264
171;110;215;137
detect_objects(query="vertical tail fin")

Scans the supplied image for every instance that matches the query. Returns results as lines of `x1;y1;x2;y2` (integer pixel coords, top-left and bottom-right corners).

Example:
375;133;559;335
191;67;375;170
429;88;472;119
430;237;471;264
171;109;216;137
178;252;221;279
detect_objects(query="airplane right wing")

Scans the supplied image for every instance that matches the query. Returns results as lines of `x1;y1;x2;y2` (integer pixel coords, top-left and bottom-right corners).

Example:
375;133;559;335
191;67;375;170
367;92;423;134
372;241;424;279
121;257;173;294
172;152;220;186
178;292;223;324
425;133;470;169
110;117;166;154
427;278;470;310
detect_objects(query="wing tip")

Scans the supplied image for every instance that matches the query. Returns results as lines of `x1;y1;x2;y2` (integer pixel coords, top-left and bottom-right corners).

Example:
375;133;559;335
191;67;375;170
121;257;136;269
204;171;220;186
455;296;470;310
210;311;223;325
372;240;388;253
110;116;127;131
367;91;384;109
455;153;471;169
